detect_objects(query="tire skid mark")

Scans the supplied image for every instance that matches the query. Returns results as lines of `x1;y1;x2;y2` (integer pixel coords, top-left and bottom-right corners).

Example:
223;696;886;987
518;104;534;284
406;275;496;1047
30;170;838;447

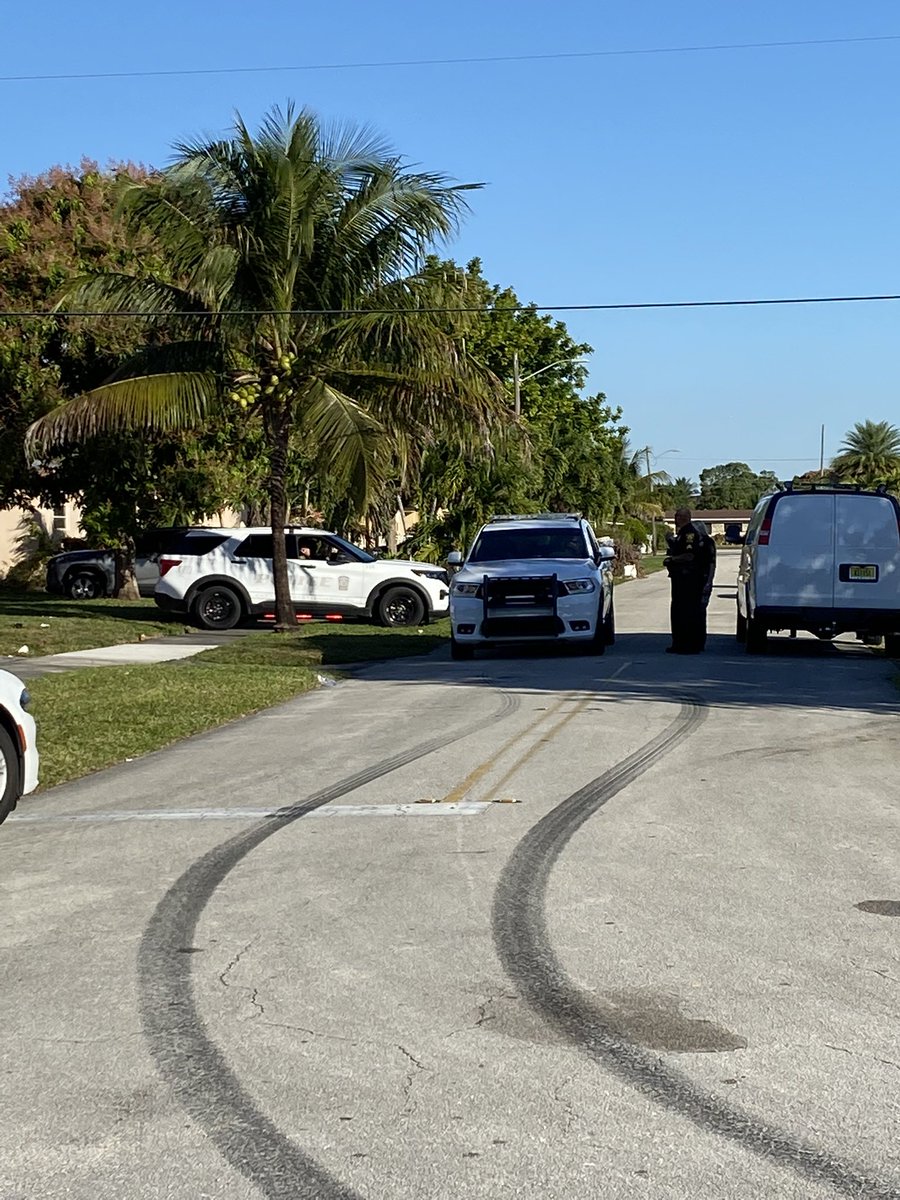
138;689;519;1200
492;697;900;1200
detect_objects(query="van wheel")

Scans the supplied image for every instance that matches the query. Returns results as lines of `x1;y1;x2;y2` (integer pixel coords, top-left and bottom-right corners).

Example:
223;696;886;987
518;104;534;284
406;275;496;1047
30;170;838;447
884;634;900;658
736;609;747;643
745;616;767;654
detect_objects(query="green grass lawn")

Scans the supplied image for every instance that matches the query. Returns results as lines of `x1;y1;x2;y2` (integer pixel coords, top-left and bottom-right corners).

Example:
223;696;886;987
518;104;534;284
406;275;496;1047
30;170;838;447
200;619;451;668
0;591;182;658
640;556;667;575
28;658;320;789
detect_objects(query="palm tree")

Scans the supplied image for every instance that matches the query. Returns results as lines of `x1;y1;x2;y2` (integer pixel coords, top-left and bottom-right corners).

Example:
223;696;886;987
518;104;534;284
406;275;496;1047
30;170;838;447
831;420;900;489
27;105;501;624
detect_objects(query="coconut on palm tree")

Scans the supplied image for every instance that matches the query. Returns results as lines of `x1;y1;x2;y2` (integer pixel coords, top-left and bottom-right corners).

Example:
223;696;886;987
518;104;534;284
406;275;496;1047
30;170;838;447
831;420;900;490
27;104;502;624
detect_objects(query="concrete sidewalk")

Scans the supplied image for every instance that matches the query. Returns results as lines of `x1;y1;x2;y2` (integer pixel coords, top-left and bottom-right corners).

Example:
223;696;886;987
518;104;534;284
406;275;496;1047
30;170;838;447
7;635;224;679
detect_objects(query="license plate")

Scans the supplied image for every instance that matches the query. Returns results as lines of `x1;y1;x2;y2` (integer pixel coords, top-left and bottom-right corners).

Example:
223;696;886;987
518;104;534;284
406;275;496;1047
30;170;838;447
849;565;877;581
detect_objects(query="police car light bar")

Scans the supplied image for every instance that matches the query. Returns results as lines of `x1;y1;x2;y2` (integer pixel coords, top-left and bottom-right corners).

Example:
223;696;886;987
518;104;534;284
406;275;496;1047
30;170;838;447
488;512;583;523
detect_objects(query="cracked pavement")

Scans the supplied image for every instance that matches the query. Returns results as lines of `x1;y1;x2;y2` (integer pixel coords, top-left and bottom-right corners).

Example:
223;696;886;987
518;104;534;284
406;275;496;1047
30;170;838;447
2;554;900;1198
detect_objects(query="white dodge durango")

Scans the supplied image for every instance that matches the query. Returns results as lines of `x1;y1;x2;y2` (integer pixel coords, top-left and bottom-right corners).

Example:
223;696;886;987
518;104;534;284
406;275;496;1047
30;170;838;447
448;513;615;659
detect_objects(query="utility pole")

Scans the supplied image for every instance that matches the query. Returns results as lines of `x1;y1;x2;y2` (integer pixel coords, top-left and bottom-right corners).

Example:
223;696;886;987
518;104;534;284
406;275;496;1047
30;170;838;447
513;352;521;417
820;424;826;476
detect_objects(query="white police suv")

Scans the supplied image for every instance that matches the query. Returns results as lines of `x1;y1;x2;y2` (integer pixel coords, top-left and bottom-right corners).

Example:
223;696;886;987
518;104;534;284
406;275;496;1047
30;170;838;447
448;513;615;660
154;527;450;630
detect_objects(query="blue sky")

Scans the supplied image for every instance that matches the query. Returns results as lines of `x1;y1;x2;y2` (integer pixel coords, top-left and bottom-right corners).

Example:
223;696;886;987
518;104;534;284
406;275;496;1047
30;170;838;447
5;0;899;483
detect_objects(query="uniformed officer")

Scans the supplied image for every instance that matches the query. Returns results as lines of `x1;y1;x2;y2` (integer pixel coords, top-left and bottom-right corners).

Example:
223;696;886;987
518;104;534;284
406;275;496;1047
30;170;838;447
663;508;716;654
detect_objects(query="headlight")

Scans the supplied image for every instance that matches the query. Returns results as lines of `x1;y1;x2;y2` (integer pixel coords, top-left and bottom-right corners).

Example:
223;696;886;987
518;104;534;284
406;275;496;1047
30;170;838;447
452;581;482;597
563;578;596;594
413;569;449;584
20;688;31;710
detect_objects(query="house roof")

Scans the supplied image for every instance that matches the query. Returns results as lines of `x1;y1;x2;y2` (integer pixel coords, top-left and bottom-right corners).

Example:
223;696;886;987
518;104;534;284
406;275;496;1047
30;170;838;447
663;509;753;521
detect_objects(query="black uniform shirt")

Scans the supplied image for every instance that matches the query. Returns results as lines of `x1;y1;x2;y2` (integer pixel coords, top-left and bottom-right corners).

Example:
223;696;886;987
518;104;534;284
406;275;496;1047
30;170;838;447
667;522;716;585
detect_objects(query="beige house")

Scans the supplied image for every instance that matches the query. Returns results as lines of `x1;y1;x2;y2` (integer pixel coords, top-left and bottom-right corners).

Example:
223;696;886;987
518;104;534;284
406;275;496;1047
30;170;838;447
0;500;83;573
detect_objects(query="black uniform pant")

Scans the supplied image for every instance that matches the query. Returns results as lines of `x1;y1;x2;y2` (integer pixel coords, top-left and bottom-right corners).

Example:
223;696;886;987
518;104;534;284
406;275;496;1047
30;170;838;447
670;573;707;653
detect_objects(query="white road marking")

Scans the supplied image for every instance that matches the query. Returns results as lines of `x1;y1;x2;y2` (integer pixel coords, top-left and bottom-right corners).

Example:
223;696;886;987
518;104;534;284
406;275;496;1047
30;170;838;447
607;660;632;680
10;802;490;825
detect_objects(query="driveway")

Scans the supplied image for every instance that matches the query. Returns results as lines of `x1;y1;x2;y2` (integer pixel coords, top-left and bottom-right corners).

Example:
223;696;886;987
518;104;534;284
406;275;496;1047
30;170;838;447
2;552;899;1199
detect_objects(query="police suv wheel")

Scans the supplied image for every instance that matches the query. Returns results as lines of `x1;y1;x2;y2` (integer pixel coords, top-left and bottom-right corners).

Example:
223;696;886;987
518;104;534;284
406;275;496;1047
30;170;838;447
378;586;425;628
450;636;474;661
603;598;615;646
194;586;242;631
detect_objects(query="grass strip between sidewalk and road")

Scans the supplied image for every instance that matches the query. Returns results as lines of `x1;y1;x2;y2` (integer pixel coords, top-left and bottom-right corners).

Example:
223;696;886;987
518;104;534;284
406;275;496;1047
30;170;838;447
26;621;451;790
28;659;321;790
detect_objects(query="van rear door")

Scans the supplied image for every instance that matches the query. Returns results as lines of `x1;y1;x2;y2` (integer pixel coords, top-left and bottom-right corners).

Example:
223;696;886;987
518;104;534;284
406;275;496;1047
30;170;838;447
833;494;900;611
759;494;835;608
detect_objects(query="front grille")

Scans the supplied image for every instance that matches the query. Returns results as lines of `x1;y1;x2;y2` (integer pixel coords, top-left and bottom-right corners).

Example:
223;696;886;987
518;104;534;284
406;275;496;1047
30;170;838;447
482;615;564;638
483;575;557;608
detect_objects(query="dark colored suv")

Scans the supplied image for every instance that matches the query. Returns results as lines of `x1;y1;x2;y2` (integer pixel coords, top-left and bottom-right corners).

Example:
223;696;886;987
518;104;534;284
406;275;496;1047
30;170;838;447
46;528;230;600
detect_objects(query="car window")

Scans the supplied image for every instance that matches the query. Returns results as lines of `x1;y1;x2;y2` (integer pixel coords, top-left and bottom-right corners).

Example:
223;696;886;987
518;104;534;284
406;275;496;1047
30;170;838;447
469;527;590;562
170;532;230;556
234;534;299;559
295;537;336;561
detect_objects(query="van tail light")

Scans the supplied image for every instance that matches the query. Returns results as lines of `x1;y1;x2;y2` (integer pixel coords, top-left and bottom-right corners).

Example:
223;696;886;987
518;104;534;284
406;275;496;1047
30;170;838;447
758;514;773;546
158;556;182;577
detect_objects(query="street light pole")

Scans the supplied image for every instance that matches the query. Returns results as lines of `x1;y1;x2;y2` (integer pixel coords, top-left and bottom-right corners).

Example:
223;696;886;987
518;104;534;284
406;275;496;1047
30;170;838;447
512;353;587;418
645;447;656;553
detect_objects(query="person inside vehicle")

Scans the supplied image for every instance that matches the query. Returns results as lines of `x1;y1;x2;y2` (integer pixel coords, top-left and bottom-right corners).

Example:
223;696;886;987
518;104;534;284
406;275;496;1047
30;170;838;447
663;507;716;654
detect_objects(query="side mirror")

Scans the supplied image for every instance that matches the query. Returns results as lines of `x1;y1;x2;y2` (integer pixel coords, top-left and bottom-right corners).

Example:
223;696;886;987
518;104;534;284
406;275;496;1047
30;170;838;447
597;546;616;562
447;550;463;566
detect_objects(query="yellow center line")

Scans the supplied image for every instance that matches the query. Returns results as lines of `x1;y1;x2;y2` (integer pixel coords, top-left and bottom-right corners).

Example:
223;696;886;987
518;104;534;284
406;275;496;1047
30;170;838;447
484;693;594;802
438;693;573;804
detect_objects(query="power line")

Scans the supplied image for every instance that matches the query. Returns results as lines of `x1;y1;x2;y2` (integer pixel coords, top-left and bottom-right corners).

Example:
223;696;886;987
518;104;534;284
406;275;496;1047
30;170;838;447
2;33;899;84
1;293;899;319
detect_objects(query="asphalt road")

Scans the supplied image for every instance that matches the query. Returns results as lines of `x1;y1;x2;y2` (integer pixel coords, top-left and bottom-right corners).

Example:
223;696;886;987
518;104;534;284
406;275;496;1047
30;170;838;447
3;551;899;1200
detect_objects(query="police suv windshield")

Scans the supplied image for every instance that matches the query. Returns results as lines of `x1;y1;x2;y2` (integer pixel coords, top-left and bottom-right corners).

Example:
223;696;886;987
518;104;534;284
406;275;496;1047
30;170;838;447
469;527;590;563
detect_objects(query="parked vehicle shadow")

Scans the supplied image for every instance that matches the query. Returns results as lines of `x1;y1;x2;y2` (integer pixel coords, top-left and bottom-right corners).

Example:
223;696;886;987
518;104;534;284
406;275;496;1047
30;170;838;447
352;629;900;718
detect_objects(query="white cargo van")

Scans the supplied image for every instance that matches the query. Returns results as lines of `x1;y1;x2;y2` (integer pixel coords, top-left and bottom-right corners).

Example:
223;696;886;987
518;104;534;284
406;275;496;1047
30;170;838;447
736;484;900;654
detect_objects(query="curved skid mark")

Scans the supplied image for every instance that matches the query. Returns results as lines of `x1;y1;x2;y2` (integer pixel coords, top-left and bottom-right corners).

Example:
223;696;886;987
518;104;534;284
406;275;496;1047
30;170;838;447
138;690;520;1200
492;698;900;1199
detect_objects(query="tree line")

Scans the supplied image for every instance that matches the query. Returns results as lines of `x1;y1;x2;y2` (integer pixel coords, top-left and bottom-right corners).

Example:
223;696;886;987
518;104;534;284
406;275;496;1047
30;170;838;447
0;106;654;611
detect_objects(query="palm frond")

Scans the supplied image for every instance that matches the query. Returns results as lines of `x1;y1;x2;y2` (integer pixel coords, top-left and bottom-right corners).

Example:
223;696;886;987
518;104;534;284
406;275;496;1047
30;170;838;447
27;372;216;453
299;381;387;511
26;340;222;453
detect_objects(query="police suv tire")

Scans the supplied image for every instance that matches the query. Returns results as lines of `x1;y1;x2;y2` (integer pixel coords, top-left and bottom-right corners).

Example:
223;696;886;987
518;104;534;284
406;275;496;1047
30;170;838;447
377;586;425;628
603;598;615;646
0;724;21;826
450;636;474;661
736;609;747;643
745;615;767;655
66;570;105;601
884;634;900;658
194;585;242;631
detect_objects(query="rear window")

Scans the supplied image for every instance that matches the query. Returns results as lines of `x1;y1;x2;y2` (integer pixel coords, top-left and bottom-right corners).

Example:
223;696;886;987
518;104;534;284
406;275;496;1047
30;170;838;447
166;532;229;556
836;495;900;548
768;495;834;549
